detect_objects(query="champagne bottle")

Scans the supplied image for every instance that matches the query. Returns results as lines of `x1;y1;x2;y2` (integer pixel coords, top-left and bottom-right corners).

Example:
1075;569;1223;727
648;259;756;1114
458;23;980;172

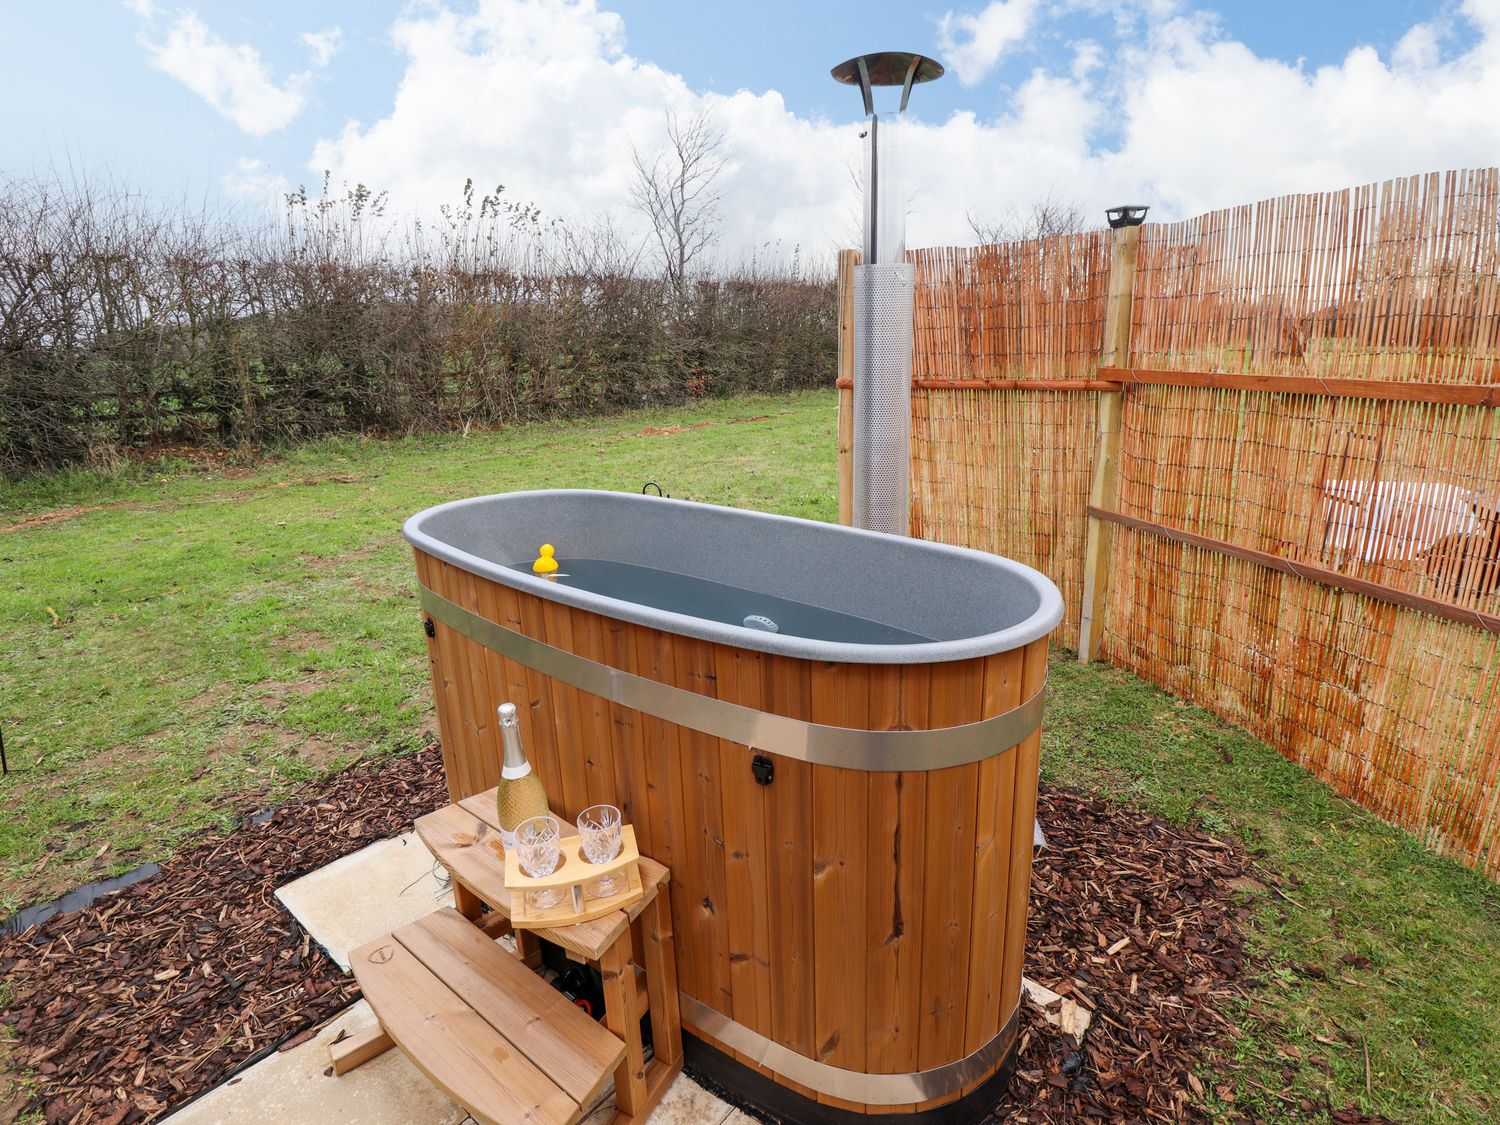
495;702;550;851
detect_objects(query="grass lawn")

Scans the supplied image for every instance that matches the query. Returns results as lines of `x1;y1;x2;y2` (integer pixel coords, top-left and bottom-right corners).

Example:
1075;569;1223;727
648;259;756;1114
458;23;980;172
2;388;1497;1122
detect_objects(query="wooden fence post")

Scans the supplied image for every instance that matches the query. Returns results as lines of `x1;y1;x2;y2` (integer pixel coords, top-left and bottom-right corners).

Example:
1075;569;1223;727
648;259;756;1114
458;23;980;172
1078;219;1141;662
836;249;858;526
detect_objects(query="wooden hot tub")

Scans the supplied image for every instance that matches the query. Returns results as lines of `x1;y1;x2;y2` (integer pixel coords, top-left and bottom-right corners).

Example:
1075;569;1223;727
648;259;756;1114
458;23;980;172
404;489;1061;1123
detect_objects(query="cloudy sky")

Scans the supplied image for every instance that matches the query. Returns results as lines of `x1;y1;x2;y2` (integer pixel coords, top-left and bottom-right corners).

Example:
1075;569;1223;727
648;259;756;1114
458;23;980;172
4;0;1498;261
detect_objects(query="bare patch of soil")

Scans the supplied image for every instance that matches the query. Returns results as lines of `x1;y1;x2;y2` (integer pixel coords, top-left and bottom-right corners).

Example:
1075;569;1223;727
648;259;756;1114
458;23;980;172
282;630;331;657
634;413;771;438
0;505;116;534
297;544;383;575
253;673;334;711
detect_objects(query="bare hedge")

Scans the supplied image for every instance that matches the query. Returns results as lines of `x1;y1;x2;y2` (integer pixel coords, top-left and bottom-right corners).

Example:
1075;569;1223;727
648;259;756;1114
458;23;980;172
0;178;836;477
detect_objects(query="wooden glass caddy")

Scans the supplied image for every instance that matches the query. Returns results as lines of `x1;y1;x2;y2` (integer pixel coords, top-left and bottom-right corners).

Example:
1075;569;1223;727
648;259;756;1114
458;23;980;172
503;817;644;928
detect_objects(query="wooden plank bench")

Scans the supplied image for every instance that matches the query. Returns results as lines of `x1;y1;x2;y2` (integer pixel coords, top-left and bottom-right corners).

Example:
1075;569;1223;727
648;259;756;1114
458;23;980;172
348;907;626;1125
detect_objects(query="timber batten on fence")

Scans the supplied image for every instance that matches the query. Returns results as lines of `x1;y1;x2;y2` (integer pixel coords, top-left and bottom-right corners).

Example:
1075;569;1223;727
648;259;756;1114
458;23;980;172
1078;220;1140;662
1100;367;1500;405
835;249;858;527
1087;506;1500;634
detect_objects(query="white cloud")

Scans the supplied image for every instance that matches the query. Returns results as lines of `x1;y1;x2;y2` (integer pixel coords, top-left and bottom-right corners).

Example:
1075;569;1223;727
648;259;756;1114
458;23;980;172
937;0;1042;85
301;27;344;69
139;11;307;136
311;0;846;259
225;157;291;209
304;0;1500;261
1102;11;1500;219
1393;22;1443;70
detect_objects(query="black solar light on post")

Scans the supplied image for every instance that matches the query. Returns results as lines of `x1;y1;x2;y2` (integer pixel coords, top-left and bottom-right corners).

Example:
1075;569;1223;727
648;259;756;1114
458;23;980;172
1105;204;1150;229
831;51;943;537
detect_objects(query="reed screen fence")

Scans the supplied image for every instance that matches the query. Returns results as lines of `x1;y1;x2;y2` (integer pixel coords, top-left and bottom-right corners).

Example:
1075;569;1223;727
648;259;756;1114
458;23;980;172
837;167;1500;878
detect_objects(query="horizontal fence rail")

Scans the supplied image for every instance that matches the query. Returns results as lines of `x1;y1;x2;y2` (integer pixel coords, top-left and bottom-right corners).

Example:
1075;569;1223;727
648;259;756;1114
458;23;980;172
838;378;1123;391
1088;505;1500;634
844;367;1500;403
841;167;1500;879
1101;367;1500;405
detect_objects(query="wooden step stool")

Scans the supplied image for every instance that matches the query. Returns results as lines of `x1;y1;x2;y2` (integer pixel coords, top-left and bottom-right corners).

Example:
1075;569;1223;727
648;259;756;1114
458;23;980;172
344;908;624;1124
410;791;683;1123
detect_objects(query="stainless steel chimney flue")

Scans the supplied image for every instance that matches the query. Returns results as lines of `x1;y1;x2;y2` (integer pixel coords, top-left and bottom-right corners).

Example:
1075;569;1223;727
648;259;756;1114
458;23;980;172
832;51;944;536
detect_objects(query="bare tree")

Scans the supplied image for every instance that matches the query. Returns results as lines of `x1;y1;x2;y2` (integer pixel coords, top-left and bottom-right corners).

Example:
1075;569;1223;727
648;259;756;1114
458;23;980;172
966;189;1088;245
629;108;728;292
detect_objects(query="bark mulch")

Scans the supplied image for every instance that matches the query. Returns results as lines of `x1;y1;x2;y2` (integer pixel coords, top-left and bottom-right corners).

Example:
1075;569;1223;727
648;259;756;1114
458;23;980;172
989;785;1253;1123
2;752;1379;1124
0;746;448;1125
989;787;1385;1125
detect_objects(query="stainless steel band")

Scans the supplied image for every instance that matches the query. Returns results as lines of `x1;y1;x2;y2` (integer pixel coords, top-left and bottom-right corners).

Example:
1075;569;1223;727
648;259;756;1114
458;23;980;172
682;995;1018;1104
420;587;1045;772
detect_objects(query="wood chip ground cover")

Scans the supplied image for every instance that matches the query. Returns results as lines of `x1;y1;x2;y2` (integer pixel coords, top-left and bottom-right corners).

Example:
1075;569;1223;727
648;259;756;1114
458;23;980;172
989;789;1385;1124
0;747;447;1124
1;750;1372;1124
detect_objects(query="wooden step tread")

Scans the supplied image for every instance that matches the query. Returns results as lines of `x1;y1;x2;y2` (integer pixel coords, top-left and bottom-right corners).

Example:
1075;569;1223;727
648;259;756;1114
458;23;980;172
351;908;625;1125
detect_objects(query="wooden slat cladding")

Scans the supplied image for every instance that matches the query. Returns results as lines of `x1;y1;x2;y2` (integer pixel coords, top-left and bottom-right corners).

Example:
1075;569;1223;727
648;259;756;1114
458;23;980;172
909;233;1112;383
1130;169;1500;386
851;168;1500;881
864;664;928;1093
414;551;1048;1109
1103;527;1500;879
910;386;1097;649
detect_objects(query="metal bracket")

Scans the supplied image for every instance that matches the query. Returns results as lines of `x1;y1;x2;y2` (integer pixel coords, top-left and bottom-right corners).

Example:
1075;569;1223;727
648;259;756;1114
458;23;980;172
899;55;920;113
854;56;874;116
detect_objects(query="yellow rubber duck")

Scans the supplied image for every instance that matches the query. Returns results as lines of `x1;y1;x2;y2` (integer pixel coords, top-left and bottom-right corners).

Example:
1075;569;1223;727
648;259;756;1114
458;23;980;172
532;543;559;577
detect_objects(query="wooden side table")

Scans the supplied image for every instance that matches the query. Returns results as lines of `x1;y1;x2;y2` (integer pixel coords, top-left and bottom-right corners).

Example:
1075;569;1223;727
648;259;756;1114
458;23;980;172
414;791;682;1124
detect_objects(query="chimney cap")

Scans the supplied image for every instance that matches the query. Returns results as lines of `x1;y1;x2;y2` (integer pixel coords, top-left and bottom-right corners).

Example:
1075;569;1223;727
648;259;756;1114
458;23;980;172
832;52;945;115
831;52;945;88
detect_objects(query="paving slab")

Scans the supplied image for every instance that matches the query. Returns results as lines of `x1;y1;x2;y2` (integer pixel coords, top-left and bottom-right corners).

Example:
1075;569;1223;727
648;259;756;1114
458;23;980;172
189;832;730;1124
574;1065;734;1124
643;1069;735;1125
163;1000;466;1124
275;831;452;970
176;999;729;1125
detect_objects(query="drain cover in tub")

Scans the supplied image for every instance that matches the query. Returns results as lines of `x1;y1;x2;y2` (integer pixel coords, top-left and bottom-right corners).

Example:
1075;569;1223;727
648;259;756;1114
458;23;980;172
743;614;780;633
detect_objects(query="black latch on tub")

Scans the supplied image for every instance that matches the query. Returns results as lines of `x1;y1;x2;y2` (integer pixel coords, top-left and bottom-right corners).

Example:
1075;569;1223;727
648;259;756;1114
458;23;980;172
751;754;774;786
423;618;436;638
